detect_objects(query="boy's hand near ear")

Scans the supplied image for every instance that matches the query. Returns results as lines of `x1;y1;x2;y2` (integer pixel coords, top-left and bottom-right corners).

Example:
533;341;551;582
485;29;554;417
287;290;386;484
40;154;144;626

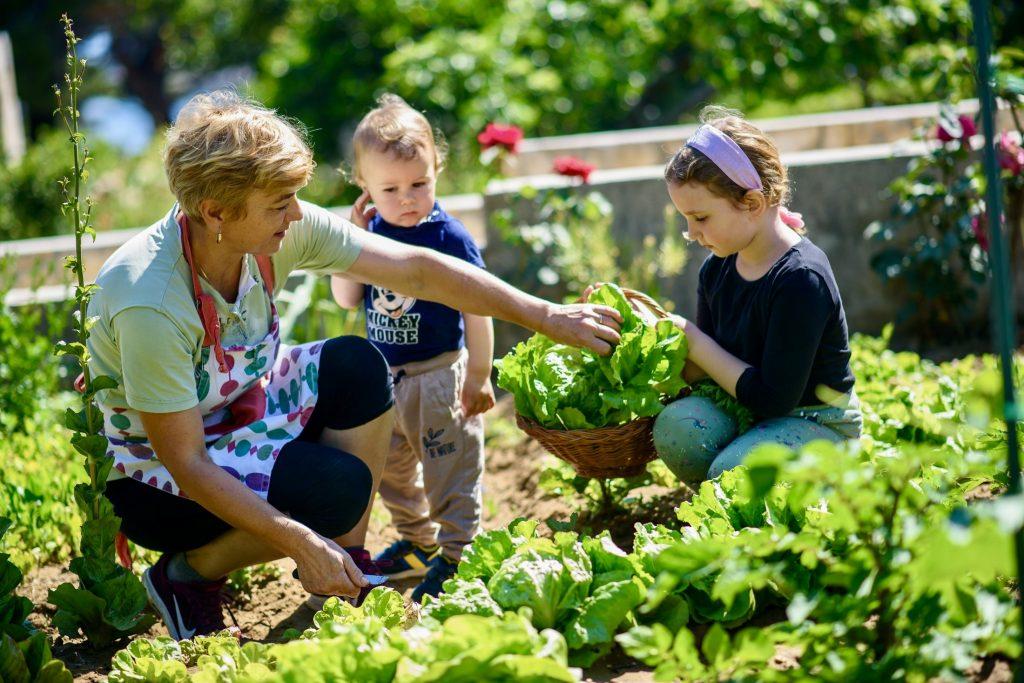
349;190;377;229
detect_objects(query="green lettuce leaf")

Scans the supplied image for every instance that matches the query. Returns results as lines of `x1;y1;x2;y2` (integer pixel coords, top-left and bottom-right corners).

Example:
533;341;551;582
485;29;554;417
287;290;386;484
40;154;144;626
496;284;688;428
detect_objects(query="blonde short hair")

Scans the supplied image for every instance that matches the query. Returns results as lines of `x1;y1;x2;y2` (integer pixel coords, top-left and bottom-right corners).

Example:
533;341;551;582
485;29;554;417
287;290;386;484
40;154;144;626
164;90;315;221
665;106;799;231
352;94;447;182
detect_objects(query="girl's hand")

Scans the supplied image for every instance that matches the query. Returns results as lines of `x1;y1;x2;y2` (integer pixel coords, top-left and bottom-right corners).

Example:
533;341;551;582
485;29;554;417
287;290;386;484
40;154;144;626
349;191;377;229
294;534;367;598
461;372;496;417
683;360;709;384
671;314;692;334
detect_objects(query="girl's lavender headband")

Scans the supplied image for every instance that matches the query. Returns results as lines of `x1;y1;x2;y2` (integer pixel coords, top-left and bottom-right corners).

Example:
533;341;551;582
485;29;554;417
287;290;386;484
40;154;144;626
685;124;804;229
686;125;763;191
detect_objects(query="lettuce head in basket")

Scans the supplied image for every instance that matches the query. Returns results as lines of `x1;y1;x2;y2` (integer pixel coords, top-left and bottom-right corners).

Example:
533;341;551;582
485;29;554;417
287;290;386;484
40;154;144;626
495;284;688;429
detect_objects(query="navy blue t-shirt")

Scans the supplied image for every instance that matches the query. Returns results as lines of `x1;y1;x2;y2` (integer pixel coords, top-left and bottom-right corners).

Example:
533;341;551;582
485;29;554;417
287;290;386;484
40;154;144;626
363;203;486;366
696;237;855;417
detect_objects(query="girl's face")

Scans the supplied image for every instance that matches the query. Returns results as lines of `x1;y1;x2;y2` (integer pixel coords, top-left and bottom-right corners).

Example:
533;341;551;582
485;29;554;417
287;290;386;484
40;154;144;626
358;148;438;227
667;181;758;257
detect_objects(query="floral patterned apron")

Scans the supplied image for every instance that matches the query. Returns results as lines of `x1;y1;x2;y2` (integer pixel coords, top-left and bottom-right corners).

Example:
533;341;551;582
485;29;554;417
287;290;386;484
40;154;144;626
102;214;323;499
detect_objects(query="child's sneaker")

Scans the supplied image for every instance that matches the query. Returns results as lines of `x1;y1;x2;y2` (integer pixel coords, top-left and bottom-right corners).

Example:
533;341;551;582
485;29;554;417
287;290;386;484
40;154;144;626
374;539;439;580
143;553;229;640
411;554;458;602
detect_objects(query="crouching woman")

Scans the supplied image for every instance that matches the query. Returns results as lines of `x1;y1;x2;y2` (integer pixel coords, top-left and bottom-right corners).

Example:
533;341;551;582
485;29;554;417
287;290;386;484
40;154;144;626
88;91;622;639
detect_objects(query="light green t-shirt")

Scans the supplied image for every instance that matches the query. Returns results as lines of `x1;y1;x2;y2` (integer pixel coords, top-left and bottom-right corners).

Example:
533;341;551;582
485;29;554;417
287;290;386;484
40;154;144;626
86;200;362;415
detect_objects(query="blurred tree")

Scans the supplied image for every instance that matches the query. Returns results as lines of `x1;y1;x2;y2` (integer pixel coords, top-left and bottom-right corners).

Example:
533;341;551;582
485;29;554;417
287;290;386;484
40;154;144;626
4;0;1024;143
2;0;1023;231
2;1;288;132
254;0;483;157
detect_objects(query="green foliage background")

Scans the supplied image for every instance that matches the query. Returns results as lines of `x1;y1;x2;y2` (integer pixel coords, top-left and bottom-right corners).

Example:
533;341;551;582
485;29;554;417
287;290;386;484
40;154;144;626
2;0;1023;241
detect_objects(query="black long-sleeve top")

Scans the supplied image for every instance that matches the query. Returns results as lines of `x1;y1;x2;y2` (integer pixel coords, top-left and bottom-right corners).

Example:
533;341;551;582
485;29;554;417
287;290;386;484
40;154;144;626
696;237;855;418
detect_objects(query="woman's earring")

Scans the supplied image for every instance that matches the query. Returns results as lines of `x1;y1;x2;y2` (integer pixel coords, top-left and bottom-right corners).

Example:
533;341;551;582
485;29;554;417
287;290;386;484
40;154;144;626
217;231;222;244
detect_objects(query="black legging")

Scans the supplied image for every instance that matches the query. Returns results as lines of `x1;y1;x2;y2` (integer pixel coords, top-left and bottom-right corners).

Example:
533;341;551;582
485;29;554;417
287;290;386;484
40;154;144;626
105;336;394;553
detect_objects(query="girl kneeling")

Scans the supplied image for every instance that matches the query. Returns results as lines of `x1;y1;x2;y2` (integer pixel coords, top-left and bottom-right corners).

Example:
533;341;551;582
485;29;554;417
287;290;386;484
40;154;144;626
653;107;862;485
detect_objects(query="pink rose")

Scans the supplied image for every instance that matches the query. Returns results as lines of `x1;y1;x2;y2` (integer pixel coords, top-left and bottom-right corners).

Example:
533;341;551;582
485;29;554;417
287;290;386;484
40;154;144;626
997;132;1024;176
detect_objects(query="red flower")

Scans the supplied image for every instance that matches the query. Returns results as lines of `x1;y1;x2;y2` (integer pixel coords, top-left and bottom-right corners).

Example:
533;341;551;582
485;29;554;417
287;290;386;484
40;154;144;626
997;132;1024;176
477;123;524;153
553;156;596;183
936;115;977;143
970;214;989;253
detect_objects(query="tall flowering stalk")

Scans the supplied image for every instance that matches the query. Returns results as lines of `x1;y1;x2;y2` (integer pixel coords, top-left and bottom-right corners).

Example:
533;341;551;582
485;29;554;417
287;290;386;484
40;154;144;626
47;14;154;647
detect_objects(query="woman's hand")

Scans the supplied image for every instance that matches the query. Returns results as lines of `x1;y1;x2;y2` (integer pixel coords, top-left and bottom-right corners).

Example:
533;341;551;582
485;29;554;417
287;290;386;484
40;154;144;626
293;534;367;598
349;191;377;229
541;303;622;355
461;371;496;417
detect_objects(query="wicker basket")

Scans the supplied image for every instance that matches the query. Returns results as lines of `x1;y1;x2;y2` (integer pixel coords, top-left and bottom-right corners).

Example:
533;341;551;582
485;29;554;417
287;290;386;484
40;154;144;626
515;288;673;479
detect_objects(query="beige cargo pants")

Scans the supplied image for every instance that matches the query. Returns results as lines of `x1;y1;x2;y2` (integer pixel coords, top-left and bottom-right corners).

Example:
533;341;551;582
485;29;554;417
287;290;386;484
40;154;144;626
376;349;485;561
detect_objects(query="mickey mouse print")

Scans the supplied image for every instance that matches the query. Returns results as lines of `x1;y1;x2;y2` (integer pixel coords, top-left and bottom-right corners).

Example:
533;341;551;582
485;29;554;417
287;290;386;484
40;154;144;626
366;285;421;345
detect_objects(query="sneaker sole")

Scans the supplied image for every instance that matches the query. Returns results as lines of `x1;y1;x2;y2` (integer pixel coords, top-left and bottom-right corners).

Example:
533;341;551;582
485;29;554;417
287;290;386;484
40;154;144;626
143;567;185;641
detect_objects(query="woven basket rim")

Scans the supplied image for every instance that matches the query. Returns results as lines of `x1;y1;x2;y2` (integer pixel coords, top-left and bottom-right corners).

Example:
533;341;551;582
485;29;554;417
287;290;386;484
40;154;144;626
515;412;653;434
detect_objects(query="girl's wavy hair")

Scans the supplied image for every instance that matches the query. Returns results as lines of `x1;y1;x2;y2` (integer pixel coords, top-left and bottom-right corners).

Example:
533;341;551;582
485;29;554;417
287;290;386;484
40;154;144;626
164;90;315;222
350;94;448;183
665;106;799;230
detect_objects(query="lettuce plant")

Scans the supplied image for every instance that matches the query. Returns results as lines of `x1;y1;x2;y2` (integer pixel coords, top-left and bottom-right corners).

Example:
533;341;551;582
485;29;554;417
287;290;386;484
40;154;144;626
496;284;687;429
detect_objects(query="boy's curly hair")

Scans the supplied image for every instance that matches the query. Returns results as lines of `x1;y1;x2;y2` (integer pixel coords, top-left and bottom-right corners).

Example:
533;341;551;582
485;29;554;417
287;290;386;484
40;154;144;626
351;94;448;182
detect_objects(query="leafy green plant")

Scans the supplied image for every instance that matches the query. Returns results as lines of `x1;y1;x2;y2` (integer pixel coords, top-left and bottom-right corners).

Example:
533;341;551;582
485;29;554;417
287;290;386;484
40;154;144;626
110;585;578;681
0;519;33;645
0;517;73;683
46;15;154;647
619;440;1019;681
0;258;71;437
277;272;365;345
865;56;1024;340
687;380;754;435
537;455;677;518
864;104;987;339
421;519;645;666
496;284;688;429
1;419;83;573
0;632;73;683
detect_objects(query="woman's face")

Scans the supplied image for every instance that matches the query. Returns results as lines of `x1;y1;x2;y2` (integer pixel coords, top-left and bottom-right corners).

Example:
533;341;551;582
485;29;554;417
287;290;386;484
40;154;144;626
217;187;305;255
358;149;438;227
667;181;758;257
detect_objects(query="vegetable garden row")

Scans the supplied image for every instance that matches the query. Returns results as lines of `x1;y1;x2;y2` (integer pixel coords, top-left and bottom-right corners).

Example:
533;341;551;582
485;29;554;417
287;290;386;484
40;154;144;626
3;321;1021;681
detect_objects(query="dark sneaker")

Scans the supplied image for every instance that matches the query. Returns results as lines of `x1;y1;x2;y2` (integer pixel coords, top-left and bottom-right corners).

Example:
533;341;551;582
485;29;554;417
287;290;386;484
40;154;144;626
303;548;392;611
411;554;458;602
143;553;228;640
374;539;439;580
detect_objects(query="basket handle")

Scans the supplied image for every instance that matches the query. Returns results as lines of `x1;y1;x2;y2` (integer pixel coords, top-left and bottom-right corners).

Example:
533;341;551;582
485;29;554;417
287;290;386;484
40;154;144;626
621;287;670;321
